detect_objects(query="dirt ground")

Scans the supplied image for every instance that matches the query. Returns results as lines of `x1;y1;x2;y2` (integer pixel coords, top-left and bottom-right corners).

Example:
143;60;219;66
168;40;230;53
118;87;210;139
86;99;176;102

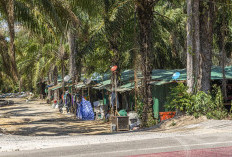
0;98;110;136
144;115;209;133
160;115;207;132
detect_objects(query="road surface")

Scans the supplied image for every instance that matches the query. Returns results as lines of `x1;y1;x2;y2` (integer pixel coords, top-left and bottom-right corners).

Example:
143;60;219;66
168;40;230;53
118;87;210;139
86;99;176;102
1;132;232;157
1;98;232;156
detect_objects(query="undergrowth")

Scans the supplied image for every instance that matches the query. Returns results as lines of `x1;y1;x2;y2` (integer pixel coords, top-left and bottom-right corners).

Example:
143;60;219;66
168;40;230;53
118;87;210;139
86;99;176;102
165;83;228;120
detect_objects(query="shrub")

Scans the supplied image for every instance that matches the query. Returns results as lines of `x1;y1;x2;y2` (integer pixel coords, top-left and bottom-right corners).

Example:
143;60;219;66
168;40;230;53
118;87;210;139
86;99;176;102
164;83;193;112
165;83;228;119
135;97;144;120
136;97;157;127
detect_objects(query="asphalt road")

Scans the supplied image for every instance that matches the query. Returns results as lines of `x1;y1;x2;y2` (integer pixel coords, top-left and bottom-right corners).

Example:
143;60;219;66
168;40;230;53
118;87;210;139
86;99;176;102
1;132;232;157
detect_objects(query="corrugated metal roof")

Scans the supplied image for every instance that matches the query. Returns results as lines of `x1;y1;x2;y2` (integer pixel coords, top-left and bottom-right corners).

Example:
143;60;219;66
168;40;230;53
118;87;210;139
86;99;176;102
48;66;232;92
75;83;85;89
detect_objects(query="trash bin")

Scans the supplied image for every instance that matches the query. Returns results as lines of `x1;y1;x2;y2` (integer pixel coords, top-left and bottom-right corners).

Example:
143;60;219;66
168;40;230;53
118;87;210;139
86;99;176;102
111;116;129;131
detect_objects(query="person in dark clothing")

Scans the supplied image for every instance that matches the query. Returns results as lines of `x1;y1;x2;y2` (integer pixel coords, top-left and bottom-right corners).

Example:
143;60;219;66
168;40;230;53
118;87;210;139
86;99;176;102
58;92;63;113
66;92;72;113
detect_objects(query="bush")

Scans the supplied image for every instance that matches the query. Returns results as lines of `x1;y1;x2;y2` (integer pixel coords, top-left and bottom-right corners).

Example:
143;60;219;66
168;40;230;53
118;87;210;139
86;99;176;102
165;83;228;119
135;97;144;120
136;97;157;127
164;83;193;112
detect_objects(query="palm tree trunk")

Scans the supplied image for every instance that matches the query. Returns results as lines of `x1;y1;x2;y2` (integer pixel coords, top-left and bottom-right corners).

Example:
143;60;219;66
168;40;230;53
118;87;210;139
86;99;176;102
220;10;227;100
186;0;194;93
68;26;79;114
61;58;65;96
193;0;200;92
136;0;155;127
134;57;138;110
68;29;78;82
19;77;22;93
47;70;52;103
53;66;58;101
198;0;214;92
133;4;139;111
59;42;65;96
6;0;18;82
104;0;120;115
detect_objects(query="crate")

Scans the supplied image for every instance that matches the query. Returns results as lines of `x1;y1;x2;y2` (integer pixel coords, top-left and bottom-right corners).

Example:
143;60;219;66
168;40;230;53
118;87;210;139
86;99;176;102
111;116;129;131
159;112;176;121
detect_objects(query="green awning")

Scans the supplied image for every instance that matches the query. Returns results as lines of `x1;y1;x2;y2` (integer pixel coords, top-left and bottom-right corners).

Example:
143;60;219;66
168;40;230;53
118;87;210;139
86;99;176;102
49;84;73;90
50;84;62;90
75;83;85;89
93;80;111;90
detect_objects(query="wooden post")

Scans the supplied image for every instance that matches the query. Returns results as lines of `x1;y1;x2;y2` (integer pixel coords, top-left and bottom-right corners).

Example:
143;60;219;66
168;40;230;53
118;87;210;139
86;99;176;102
102;89;104;105
88;87;90;101
111;73;114;115
82;88;84;98
114;71;118;115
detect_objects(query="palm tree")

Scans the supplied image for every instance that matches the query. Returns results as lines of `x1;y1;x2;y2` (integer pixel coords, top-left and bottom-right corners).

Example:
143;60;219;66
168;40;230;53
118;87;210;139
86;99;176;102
197;1;214;92
214;0;232;100
135;0;157;127
0;0;19;82
16;30;58;92
186;0;214;93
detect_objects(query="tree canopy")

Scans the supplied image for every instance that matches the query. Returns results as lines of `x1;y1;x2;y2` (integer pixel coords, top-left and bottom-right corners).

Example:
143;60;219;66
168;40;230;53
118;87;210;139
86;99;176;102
0;0;232;126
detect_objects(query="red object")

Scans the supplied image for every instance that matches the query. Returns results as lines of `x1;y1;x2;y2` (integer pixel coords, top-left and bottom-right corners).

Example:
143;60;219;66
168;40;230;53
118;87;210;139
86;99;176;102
54;100;57;104
111;65;118;72
159;112;176;121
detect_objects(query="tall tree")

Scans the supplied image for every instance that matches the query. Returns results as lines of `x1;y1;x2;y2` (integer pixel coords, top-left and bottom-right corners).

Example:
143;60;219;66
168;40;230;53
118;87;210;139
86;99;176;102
198;0;214;92
186;0;194;93
0;0;19;82
186;0;214;93
214;0;232;100
136;0;156;127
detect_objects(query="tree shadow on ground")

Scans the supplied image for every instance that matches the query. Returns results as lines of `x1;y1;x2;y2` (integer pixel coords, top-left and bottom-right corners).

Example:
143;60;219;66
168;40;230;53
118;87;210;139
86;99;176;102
2;116;110;136
6;125;109;136
0;106;29;111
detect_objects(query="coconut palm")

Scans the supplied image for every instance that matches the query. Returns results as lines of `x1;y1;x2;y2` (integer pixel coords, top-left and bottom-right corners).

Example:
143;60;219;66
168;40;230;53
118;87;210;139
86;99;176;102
0;0;19;82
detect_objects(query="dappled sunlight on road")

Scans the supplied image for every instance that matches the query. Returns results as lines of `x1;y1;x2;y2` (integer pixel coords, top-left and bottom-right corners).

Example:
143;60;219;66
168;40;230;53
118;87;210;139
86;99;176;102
0;98;110;136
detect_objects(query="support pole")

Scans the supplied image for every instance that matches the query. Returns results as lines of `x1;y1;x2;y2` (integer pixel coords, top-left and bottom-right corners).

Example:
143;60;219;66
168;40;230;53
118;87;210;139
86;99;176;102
88;87;90;101
114;71;118;115
82;88;84;98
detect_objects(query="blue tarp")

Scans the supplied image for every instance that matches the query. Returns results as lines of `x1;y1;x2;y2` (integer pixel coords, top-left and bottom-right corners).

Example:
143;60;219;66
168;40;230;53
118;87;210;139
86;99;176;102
80;98;94;120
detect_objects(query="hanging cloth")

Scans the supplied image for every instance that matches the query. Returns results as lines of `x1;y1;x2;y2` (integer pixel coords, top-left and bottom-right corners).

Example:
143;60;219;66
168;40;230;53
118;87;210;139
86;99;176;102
76;102;82;119
75;94;82;119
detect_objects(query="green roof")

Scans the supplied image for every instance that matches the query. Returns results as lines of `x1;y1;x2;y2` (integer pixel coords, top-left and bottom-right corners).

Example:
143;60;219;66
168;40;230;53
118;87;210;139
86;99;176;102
49;84;73;90
50;84;62;90
150;66;232;82
75;83;85;89
49;66;232;92
93;80;111;90
93;66;232;92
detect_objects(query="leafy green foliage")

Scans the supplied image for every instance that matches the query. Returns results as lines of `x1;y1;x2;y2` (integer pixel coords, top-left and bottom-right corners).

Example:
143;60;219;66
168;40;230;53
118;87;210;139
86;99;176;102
165;83;228;119
135;97;157;127
0;0;231;98
135;97;144;120
165;83;193;112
